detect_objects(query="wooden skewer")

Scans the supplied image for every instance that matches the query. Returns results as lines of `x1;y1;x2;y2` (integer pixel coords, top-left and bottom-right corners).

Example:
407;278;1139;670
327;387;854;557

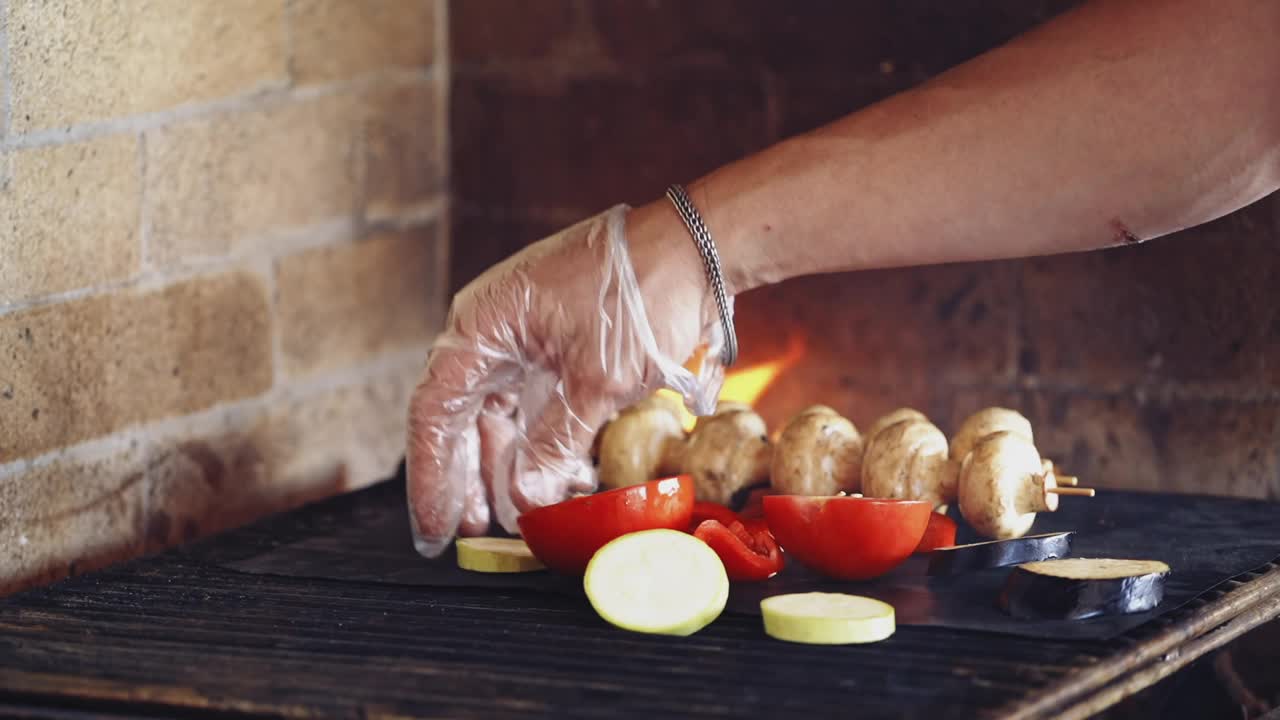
1042;459;1077;486
1048;486;1095;497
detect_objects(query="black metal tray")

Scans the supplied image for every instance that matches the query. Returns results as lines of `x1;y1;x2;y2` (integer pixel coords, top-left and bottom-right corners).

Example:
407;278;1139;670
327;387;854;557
207;463;1280;641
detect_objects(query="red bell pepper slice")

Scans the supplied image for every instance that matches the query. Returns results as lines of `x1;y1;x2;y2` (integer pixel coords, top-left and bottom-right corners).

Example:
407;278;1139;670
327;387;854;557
689;501;740;532
913;511;958;553
693;519;784;582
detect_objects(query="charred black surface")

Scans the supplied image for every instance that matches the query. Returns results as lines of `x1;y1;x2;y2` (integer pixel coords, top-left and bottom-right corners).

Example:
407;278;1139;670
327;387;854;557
927;532;1075;576
0;475;1276;719
1000;560;1169;621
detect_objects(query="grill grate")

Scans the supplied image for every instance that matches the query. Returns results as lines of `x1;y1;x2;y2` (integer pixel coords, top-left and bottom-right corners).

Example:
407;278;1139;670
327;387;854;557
1;477;1278;719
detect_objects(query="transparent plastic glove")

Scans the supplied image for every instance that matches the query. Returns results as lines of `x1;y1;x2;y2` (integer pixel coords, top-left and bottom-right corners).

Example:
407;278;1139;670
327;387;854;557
407;204;730;557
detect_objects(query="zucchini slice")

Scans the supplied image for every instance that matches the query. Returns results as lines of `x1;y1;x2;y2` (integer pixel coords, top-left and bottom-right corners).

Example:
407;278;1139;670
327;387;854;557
761;593;896;645
584;529;729;636
999;558;1170;620
927;532;1073;576
456;538;546;573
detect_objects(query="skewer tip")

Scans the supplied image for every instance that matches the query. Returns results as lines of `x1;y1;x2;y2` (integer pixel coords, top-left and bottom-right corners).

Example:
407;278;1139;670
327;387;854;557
1048;487;1096;497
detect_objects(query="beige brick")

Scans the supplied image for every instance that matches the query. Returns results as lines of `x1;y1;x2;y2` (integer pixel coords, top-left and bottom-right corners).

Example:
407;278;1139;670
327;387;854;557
278;228;441;376
7;0;287;132
262;363;418;496
141;405;273;553
451;0;578;66
144;366;417;551
1;68;8;142
937;386;1026;439
733;261;1017;389
146;95;361;265
0;136;141;304
752;374;1019;441
291;0;437;85
364;79;444;218
1020;199;1280;392
0;272;273;461
0;447;146;595
1021;391;1280;500
751;367;940;435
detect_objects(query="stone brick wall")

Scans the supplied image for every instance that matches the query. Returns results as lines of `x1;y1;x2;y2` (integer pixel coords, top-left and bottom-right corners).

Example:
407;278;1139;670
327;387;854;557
0;0;447;594
450;1;1280;500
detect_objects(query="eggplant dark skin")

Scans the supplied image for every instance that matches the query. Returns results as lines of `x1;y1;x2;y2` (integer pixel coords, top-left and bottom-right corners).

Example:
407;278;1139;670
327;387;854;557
998;560;1169;620
927;532;1074;577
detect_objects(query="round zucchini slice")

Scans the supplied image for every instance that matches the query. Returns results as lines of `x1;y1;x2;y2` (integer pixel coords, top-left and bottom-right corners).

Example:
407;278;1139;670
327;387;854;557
761;592;896;645
584;529;729;636
456;538;546;573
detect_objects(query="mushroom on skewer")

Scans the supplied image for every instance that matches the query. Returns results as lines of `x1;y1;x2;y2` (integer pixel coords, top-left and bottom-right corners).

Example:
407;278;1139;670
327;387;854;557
951;407;1078;487
861;415;957;510
949;407;1034;463
957;431;1093;539
769;405;863;497
596;393;686;490
597;396;771;504
681;403;772;504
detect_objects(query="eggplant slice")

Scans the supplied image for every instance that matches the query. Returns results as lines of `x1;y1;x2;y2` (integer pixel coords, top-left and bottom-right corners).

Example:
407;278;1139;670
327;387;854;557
927;532;1074;576
999;558;1170;620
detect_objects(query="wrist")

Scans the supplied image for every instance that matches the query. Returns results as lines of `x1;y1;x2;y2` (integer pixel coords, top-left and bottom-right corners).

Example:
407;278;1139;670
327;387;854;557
627;189;765;300
685;165;792;296
624;197;706;302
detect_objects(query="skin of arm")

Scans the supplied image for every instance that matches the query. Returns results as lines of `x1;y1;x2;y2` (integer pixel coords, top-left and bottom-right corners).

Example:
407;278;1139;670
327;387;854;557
625;0;1280;300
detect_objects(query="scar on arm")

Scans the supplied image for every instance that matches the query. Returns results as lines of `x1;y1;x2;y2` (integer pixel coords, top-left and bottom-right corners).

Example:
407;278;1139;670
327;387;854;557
1110;219;1141;245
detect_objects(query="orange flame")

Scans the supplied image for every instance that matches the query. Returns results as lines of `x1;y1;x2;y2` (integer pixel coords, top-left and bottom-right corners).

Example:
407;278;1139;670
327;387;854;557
662;336;806;431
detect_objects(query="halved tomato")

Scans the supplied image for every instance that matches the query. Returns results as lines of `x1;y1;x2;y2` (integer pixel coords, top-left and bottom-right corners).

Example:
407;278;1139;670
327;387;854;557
762;495;931;580
693;519;784;581
517;476;695;575
913;511;958;553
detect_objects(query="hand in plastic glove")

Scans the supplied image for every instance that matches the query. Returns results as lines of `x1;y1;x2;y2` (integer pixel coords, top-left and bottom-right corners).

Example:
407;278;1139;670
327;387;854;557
406;203;730;557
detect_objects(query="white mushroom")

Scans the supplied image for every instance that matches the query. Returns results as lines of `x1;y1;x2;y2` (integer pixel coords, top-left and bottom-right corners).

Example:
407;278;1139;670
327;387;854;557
865;407;928;444
680;404;772;504
770;405;863;496
957;431;1088;539
597;393;686;490
950;407;1033;465
861;418;957;509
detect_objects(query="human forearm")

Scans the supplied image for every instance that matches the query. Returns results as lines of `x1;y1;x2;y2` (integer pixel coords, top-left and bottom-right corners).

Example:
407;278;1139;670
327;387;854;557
630;0;1280;295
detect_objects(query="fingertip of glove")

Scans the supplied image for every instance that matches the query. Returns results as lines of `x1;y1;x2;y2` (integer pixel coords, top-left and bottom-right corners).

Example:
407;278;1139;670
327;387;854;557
412;532;451;559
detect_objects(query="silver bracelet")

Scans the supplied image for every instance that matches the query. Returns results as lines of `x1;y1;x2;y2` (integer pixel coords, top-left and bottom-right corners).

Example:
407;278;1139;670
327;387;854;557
665;184;738;367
